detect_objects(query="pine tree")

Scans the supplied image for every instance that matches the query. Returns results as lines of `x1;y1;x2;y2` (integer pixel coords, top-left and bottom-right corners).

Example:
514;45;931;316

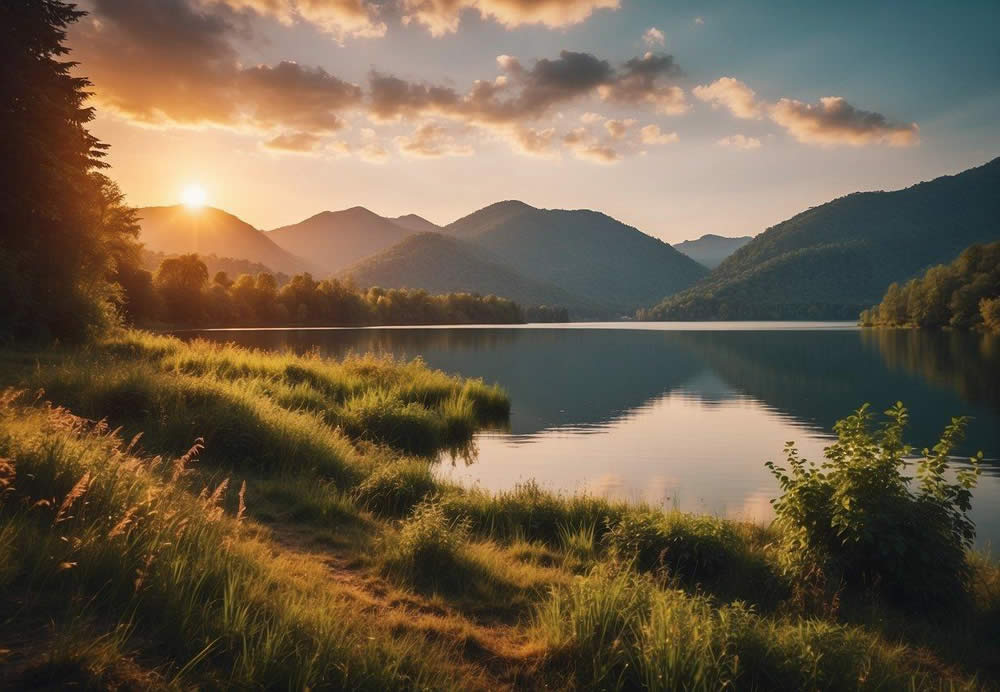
0;0;137;341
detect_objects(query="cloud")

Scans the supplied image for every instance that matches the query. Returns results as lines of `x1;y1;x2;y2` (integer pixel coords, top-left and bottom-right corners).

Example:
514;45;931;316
604;118;636;139
400;0;619;36
563;127;620;163
395;122;475;157
639;124;678;144
506;125;559;156
643;27;665;47
263;131;324;152
769;96;919;147
369;50;687;124
695;75;919;148
716;134;761;150
693;77;762;119
597;52;688;114
73;0;362;133
206;0;386;38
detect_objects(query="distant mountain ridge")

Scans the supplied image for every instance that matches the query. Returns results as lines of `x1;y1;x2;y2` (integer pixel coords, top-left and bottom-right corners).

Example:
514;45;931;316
673;234;753;269
266;207;413;273
443;201;708;313
645;157;1000;320
136;206;313;275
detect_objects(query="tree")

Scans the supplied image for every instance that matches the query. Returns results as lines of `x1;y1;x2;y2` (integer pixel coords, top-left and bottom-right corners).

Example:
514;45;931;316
1;1;137;341
155;255;208;324
982;298;1000;333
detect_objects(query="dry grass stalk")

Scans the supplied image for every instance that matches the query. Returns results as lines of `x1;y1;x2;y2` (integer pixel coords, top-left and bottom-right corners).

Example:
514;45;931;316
54;471;92;524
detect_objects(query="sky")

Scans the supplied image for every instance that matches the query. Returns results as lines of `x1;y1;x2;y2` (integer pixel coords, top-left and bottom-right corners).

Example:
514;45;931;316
71;0;1000;242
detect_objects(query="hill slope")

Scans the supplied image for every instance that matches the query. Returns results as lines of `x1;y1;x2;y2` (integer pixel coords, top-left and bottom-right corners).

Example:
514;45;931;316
646;157;1000;319
340;232;594;313
674;234;753;269
267;207;414;273
446;201;708;313
136;206;312;275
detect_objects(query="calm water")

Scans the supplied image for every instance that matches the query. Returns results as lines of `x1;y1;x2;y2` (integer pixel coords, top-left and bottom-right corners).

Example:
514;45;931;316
177;323;1000;547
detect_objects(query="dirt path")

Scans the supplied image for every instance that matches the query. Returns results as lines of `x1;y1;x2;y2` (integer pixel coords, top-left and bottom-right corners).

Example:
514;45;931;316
264;520;546;691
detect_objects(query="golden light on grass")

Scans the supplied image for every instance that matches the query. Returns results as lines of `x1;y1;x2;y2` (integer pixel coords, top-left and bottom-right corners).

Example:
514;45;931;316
181;183;207;209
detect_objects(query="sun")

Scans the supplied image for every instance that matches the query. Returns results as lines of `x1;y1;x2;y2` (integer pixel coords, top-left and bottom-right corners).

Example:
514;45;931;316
180;184;207;210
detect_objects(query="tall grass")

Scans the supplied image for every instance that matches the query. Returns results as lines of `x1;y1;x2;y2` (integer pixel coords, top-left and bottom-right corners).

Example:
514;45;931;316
0;392;465;688
0;330;996;689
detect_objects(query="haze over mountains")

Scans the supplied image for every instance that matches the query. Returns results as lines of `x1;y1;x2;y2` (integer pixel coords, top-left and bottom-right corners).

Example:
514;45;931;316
267;207;414;273
136;206;313;275
646;156;1000;320
673;234;754;269
134;157;999;321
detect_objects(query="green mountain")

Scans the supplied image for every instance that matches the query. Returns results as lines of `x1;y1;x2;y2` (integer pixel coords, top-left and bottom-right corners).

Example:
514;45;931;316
340;232;595;314
446;201;708;313
645;157;1000;320
267;207;414;273
136;206;312;275
673;234;753;269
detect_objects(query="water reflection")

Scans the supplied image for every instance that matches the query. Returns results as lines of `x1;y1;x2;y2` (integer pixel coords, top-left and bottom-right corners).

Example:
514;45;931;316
177;324;1000;545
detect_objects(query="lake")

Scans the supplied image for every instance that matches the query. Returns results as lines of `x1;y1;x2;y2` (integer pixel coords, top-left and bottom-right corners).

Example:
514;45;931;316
176;323;1000;548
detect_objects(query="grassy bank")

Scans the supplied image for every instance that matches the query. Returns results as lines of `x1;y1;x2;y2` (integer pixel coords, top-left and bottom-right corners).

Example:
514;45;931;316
0;331;997;689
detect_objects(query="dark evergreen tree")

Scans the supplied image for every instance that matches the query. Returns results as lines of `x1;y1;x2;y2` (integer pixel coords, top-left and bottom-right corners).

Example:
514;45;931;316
0;0;137;341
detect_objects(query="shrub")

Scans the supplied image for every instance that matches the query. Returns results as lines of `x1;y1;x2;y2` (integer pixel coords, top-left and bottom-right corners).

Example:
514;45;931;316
601;511;739;583
353;459;436;516
766;402;982;605
381;500;472;592
981;296;1000;333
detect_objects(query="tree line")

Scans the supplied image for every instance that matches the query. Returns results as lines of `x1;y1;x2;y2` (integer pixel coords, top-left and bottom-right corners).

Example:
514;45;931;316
120;253;554;327
860;242;1000;332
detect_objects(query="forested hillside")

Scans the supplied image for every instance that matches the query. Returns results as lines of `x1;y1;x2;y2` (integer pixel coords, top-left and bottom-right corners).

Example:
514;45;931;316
645;158;1000;319
447;202;707;313
861;241;1000;331
341;232;594;316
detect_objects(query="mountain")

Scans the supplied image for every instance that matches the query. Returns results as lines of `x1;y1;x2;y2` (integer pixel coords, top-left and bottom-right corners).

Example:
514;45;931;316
341;232;595;313
645;157;1000;320
445;201;708;313
267;207;414;273
391;214;442;233
673;234;753;269
136;206;312;275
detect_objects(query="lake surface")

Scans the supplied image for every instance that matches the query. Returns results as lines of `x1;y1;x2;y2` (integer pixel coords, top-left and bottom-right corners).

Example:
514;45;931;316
177;323;1000;548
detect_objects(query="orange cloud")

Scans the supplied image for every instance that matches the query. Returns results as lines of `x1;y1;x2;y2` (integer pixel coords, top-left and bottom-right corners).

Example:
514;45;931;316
401;0;619;36
769;97;919;147
716;134;761;150
693;77;762;119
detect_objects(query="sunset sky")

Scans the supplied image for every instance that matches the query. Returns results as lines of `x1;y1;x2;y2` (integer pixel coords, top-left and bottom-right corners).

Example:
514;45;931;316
71;0;999;242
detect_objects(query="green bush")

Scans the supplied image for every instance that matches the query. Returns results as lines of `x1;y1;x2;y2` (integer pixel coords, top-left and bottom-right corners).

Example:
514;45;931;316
381;500;472;592
353;459;437;516
601;511;751;592
767;403;982;605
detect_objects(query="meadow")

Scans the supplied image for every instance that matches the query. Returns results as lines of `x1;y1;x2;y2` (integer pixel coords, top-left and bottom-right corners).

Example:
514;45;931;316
0;331;997;690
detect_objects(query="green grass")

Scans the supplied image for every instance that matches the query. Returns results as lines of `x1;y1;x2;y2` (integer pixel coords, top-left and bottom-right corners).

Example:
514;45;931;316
0;330;996;689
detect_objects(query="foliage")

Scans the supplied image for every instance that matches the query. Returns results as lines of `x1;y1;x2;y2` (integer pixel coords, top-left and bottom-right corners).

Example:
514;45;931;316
644;158;1000;320
982;296;1000;332
766;402;982;605
1;0;141;341
0;336;996;688
534;566;930;691
860;241;1000;329
124;253;532;327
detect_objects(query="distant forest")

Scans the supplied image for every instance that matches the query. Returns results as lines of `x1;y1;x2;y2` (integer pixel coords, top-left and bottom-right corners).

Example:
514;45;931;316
122;254;568;328
861;242;1000;331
